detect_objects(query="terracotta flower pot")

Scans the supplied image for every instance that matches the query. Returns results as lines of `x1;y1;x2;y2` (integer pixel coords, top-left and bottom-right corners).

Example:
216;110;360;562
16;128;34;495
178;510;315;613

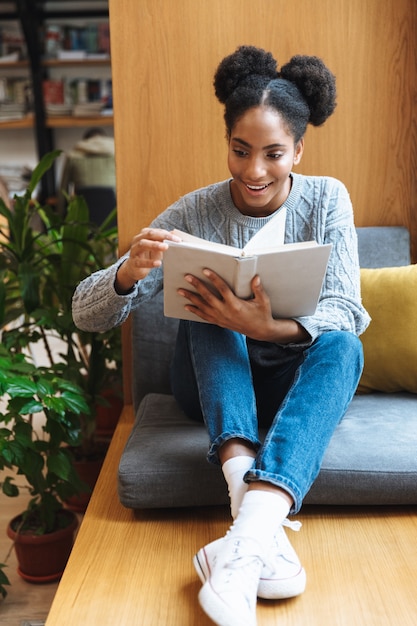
7;509;78;583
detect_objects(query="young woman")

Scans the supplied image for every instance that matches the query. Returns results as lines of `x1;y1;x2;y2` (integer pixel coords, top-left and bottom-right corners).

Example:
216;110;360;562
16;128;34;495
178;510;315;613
73;46;370;626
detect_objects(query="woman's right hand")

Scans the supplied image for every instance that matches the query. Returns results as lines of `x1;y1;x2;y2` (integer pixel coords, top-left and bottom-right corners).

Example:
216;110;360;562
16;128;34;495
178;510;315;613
115;228;181;294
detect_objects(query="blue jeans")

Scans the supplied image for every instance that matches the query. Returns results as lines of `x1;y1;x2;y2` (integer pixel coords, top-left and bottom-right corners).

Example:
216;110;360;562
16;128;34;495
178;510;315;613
170;321;363;513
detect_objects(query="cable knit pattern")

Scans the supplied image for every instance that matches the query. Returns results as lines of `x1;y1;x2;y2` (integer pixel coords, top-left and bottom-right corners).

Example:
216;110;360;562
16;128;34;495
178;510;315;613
72;173;370;339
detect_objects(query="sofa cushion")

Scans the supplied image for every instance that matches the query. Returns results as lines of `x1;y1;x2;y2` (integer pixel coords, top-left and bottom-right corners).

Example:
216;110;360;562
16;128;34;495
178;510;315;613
304;392;417;505
358;265;417;393
118;392;417;509
118;394;227;509
356;226;411;268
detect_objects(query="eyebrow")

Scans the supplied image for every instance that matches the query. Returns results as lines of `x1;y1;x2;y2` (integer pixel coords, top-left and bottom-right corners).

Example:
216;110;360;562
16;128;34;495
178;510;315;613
231;137;287;150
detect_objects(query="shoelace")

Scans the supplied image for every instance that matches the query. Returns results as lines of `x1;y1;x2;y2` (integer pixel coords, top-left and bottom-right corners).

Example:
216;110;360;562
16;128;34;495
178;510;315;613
220;519;302;576
224;537;275;579
282;518;302;532
265;518;302;572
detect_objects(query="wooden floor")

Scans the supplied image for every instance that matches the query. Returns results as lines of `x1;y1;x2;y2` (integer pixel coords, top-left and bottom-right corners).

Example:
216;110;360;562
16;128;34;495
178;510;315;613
42;406;417;626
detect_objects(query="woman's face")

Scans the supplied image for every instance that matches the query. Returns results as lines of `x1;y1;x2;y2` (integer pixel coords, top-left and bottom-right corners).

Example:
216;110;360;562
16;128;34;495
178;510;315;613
228;106;303;217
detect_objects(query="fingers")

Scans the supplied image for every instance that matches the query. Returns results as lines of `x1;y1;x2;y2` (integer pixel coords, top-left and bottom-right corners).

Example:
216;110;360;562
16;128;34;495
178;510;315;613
180;269;268;309
191;269;265;304
119;228;181;287
250;274;268;303
131;227;179;253
137;227;181;242
131;228;180;266
183;270;228;304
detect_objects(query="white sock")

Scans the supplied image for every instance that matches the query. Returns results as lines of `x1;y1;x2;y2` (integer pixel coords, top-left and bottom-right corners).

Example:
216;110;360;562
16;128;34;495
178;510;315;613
227;490;291;553
222;456;255;519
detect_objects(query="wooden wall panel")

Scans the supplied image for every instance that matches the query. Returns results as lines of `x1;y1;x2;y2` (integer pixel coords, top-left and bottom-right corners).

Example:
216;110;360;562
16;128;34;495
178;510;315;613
108;0;416;400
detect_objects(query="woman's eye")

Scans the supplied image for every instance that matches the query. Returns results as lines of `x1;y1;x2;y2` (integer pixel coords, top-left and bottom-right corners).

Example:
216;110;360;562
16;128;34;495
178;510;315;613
233;149;247;157
268;153;283;159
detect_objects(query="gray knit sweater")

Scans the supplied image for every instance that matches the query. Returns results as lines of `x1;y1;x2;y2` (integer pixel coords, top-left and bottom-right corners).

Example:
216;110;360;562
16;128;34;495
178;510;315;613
72;173;370;342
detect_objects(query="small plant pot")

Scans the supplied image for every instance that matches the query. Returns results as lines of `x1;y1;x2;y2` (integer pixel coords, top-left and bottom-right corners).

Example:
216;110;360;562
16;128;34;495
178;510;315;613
7;510;78;583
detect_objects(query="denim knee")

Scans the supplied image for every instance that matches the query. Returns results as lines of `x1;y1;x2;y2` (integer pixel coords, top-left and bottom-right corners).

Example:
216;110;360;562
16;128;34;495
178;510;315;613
246;331;364;512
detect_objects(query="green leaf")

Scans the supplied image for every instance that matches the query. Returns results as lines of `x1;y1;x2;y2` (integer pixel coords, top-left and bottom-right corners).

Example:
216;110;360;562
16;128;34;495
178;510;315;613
0;198;14;222
0;563;11;599
19;399;44;414
35;378;54;397
60;390;90;415
1;447;14;465
59;196;91;293
13;420;34;445
27;150;61;196
4;440;26;466
44;395;66;415
6;378;38;397
2;475;19;497
19;448;45;485
47;450;72;481
0;278;5;325
18;262;41;313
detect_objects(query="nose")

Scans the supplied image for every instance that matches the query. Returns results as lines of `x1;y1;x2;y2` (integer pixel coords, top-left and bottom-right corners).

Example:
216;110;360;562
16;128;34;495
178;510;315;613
244;155;267;181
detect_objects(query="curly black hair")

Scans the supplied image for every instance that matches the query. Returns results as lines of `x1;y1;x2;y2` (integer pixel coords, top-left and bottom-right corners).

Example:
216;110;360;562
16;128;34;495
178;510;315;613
213;46;337;142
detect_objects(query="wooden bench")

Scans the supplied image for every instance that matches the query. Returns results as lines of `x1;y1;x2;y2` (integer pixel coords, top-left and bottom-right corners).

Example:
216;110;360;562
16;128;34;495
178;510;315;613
45;404;417;626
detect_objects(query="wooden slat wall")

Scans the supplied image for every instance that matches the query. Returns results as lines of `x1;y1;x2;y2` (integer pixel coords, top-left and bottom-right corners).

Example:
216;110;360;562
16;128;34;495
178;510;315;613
108;0;417;402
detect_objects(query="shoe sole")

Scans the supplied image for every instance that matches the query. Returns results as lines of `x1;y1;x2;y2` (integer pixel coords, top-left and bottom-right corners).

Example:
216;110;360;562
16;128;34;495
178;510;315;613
193;550;306;600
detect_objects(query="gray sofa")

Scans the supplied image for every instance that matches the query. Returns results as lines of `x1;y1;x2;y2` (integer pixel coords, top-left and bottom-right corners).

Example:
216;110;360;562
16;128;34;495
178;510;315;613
118;227;417;509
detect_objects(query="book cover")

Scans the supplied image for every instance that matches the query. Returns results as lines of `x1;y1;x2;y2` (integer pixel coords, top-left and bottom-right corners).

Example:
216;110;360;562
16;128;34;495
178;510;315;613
42;80;64;105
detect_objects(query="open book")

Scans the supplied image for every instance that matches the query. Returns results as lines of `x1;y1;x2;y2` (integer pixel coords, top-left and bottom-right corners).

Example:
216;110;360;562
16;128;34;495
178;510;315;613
163;209;331;322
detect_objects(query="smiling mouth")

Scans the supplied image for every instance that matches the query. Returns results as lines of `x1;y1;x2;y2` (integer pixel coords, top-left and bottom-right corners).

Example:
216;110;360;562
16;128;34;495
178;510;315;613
246;182;272;191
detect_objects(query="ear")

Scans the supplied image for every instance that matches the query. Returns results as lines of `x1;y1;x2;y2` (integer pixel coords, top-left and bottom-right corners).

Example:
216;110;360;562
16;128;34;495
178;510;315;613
293;138;304;165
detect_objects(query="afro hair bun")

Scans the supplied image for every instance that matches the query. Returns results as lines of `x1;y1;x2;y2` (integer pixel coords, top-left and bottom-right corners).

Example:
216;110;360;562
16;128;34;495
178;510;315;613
280;55;337;126
214;45;278;104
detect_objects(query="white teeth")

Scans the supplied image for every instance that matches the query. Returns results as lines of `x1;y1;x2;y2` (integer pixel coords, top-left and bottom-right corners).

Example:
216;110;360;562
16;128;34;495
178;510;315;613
247;184;268;190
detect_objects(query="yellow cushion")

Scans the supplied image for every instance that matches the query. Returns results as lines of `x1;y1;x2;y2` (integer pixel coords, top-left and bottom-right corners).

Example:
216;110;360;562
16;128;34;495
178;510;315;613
357;265;417;393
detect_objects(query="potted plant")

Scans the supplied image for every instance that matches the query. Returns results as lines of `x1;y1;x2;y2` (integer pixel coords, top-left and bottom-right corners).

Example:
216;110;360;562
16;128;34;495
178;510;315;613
0;344;89;587
0;151;122;516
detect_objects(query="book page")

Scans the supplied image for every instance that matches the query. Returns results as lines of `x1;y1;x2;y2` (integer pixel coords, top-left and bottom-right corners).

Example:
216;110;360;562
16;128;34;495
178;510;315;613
255;244;332;317
170;207;287;258
169;230;241;256
243;206;287;255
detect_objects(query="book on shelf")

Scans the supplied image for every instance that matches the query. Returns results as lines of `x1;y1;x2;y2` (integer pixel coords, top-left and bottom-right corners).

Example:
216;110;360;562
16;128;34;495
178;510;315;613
57;50;86;61
43;79;65;105
40;77;112;114
0;101;26;121
163;208;332;322
0;77;32;113
42;22;111;59
0;25;27;60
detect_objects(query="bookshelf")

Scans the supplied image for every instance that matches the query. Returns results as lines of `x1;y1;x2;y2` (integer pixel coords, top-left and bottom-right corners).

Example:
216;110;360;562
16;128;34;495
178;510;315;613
0;0;112;199
0;58;114;129
0;113;33;130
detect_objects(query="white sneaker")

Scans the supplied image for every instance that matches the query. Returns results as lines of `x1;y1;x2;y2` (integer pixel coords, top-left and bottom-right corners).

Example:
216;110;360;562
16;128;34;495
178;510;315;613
197;535;265;626
194;519;306;601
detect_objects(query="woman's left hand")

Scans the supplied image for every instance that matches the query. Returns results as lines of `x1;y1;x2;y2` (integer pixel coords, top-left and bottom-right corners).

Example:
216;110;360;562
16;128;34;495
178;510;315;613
178;269;276;341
